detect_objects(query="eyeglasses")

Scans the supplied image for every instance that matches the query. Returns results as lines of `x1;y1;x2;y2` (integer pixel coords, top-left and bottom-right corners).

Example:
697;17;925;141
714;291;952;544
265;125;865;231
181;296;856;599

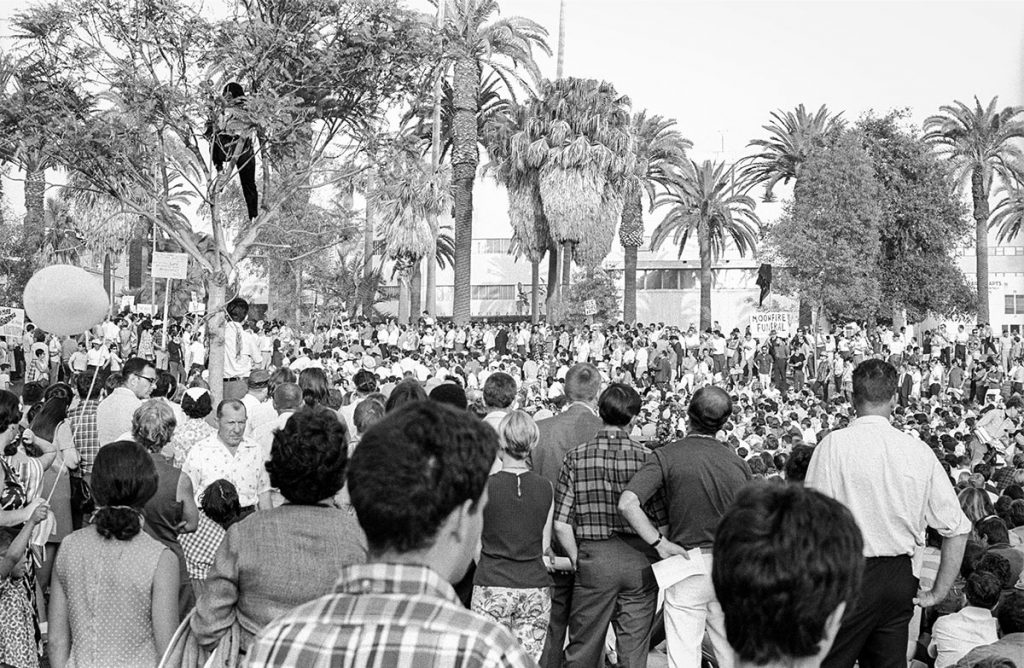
133;373;157;384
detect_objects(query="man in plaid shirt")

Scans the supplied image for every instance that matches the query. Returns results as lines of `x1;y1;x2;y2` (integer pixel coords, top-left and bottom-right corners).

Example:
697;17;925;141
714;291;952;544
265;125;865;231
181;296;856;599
247;401;536;668
68;370;102;479
552;383;667;668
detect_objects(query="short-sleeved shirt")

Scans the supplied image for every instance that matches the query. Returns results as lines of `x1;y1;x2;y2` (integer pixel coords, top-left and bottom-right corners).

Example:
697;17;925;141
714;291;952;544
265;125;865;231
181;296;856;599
554;427;667;541
805;415;971;557
181;435;269;507
626;434;752;549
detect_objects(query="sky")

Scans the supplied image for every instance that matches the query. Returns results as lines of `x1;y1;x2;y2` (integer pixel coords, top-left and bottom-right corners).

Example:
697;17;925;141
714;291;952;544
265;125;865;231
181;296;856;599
2;0;1024;227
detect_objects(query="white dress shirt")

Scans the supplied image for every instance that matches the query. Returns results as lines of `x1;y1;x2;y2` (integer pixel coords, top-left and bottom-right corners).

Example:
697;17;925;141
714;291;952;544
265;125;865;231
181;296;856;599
96;388;142;448
929;606;997;668
806;415;971;557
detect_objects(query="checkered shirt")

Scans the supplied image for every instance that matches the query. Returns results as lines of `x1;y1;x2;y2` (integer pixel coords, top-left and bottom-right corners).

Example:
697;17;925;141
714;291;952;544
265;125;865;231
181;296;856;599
245;563;537;668
67;400;100;476
554;427;668;541
179;512;226;580
993;466;1018;493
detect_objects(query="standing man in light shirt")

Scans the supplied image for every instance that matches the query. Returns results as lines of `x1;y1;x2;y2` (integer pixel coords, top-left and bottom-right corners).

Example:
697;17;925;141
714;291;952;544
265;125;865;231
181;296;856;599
96;357;156;447
222;297;253;400
805;359;972;668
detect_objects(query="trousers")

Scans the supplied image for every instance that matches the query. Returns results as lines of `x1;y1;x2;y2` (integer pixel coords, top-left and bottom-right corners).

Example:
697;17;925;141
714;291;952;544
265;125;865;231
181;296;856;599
565;535;658;668
822;555;917;668
663;552;732;668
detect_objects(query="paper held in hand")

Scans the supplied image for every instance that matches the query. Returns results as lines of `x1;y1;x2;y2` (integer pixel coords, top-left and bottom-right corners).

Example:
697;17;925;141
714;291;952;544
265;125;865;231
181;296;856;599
652;548;707;589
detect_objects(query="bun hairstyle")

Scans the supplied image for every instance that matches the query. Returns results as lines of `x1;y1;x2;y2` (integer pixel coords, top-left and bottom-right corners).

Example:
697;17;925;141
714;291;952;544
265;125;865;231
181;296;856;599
91;441;158;541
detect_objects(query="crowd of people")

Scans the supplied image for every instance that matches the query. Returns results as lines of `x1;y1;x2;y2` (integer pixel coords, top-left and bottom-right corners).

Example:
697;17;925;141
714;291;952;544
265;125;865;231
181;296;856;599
0;295;1022;668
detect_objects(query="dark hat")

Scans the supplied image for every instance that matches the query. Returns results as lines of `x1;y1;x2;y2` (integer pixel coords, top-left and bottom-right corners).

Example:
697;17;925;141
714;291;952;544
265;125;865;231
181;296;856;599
248;369;271;387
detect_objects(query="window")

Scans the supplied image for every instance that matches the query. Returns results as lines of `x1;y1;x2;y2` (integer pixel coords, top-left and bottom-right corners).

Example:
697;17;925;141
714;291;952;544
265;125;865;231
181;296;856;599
473;239;513;255
1008;295;1024;315
471;285;515;300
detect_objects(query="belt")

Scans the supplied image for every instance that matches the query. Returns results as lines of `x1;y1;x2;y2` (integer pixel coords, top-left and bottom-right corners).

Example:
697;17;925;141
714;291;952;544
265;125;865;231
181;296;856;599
224;376;245;382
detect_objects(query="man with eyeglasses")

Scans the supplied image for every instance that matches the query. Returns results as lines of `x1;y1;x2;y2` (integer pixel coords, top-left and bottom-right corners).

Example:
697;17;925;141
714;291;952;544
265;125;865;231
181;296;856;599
96;357;156;447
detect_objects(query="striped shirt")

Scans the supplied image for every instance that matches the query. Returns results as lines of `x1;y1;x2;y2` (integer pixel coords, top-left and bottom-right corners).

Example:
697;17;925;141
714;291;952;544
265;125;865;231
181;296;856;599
246;563;537;668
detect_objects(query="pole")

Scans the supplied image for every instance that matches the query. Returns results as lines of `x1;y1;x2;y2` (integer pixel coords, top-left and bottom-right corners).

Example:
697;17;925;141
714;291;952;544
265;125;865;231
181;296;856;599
150;224;157;310
162;278;171;350
426;0;447;317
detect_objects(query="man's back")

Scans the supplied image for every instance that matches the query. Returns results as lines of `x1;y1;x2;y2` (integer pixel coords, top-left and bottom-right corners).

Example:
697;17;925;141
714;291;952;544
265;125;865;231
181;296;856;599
531;403;604;485
805;415;968;557
96;387;140;447
246;563;535;668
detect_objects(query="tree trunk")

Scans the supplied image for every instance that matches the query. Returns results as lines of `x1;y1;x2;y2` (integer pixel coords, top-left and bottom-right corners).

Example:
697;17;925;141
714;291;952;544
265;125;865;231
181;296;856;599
556;0;566;79
972;165;991;324
410;260;422;321
451;56;480;326
698;225;712;330
293;262;302;327
363;195;375;318
24;166;45;248
623;245;638;324
425;213;438;316
530;260;540;324
561;243;572;286
206;277;228;403
798;299;813;329
398;270;411;324
0;165;6;227
546;243;560;321
103;253;113;311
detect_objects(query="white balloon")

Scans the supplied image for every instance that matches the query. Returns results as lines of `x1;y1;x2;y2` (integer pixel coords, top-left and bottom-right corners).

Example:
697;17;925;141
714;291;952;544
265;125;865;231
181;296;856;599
23;265;109;336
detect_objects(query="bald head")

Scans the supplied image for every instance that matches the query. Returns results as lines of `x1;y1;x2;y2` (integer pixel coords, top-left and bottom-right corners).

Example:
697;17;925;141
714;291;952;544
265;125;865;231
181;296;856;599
273;382;303;413
688;386;732;436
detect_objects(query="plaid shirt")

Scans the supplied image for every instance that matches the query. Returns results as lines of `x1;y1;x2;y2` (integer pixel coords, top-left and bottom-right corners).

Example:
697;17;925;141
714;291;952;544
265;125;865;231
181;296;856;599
179;512;225;580
245;563;537;668
993;466;1018;493
67;399;100;476
554;427;668;541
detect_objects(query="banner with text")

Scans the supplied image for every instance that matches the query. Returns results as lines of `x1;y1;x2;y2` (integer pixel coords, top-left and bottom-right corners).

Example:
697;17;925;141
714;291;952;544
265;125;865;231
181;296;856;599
0;307;24;340
151;252;189;280
749;311;796;339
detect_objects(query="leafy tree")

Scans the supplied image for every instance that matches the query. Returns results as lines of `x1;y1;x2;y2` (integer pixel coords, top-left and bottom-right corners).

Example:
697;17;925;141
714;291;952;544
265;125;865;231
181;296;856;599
620;112;691;324
924;96;1024;323
13;0;431;398
767;133;883;324
560;268;619;328
650;160;760;330
856;111;975;322
990;185;1024;243
440;0;550;325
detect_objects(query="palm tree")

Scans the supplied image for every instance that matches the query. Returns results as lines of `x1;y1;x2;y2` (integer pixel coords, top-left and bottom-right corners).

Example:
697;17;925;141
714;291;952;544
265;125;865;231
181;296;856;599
924;97;1024;323
440;0;550;325
740;104;844;201
651;160;761;330
989;183;1024;244
620;112;692;323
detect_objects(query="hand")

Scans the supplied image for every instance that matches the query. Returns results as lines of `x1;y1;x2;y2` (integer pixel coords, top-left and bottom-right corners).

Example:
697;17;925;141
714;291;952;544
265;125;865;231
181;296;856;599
914;588;942;609
656;539;689;560
27;499;49;524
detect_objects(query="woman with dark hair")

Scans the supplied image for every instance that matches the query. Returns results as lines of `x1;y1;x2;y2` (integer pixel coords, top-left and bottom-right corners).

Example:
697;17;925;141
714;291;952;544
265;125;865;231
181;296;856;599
27;384;79;594
267;367;296;398
133;399;199;617
47;441;179;667
169;387;216;468
193;408;365;651
384;377;427;413
138;319;155;362
297;367;330;409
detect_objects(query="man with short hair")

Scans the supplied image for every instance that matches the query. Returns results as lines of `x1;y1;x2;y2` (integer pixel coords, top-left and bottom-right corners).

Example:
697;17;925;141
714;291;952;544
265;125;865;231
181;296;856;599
953;590;1024;666
711;483;864;667
96;357;155;446
531;363;604;668
481;371;517;433
241;368;275;437
620;386;752;667
246;401;534;668
182;399;270;515
806;359;972;667
222;297;252;400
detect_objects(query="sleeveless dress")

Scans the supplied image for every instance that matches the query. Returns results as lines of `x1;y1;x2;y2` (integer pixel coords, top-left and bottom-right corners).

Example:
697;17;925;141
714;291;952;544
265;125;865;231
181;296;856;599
54;525;169;668
142;453;192;615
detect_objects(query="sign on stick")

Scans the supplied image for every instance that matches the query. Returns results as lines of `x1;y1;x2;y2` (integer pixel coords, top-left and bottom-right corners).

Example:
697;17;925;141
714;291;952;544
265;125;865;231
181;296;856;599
583;299;598;316
0;307;24;339
151;252;189;280
749;311;796;339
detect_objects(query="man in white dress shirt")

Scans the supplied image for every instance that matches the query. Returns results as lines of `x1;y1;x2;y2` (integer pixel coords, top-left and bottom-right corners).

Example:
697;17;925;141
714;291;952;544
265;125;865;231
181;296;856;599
222;297;253;400
806;358;971;667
